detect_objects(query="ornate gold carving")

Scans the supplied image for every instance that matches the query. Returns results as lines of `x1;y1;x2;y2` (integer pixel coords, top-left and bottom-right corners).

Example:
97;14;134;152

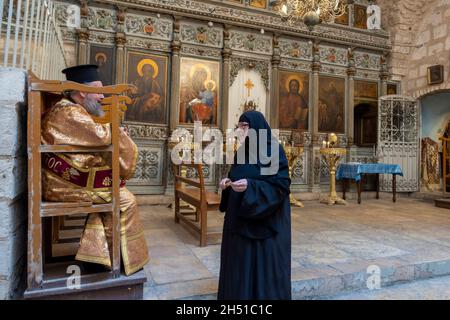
230;57;270;89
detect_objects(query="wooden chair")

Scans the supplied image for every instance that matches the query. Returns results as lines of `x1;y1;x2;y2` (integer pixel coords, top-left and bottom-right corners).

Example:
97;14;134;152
172;163;222;246
25;74;146;299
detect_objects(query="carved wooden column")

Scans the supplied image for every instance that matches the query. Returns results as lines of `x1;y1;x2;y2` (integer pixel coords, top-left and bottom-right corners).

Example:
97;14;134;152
310;39;321;193
169;17;182;131
115;6;127;84
270;34;280;128
221;26;232;131
347;47;356;147
380;52;389;96
76;0;89;65
311;40;320;136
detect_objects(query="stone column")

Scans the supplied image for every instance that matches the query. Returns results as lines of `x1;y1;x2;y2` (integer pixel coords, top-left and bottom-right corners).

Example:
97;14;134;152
114;6;127;84
221;26;231;131
310;40;321;194
347;47;356;148
76;29;89;65
269;34;280;128
165;17;182;195
0;68;28;299
76;0;89;65
169;17;182;131
380;52;389;96
115;35;126;84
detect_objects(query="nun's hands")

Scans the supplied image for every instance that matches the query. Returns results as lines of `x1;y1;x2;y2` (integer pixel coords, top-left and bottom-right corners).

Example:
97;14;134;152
219;178;231;190
230;179;248;192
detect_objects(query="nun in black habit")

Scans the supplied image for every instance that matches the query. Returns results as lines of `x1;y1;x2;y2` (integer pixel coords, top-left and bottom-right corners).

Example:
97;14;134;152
218;110;292;300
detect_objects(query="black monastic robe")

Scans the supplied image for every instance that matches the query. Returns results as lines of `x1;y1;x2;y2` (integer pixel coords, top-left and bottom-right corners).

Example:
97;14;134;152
218;111;292;300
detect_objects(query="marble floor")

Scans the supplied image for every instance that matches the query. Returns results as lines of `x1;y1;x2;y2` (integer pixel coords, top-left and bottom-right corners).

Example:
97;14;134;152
140;196;450;300
329;274;450;300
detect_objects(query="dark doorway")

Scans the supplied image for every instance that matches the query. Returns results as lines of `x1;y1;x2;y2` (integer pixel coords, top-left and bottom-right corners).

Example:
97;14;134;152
354;102;378;191
354;102;377;147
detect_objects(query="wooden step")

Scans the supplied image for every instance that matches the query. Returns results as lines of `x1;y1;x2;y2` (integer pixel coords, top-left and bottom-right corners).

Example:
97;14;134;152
41;202;114;217
435;198;450;209
40;144;113;153
52;242;79;257
24;261;146;300
58;229;83;239
62;218;86;228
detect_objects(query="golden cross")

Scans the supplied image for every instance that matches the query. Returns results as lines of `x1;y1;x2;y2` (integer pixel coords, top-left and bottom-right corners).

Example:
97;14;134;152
244;79;254;97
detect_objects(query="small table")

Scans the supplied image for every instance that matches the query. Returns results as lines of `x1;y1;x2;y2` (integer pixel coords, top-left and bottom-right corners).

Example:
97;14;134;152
336;163;403;204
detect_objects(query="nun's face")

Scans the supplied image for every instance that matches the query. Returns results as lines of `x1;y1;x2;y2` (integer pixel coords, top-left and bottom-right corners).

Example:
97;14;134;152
236;121;249;144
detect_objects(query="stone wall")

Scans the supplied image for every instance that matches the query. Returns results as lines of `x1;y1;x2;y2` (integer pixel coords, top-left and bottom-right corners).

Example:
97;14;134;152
0;68;28;299
406;0;450;97
380;0;450;97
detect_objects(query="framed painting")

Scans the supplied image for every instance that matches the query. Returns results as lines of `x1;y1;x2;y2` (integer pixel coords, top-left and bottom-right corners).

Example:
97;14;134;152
353;5;367;29
354;80;378;100
334;7;349;26
278;70;309;130
427;65;444;85
125;51;168;124
250;0;267;9
318;75;345;133
179;57;220;125
89;45;115;86
387;83;398;95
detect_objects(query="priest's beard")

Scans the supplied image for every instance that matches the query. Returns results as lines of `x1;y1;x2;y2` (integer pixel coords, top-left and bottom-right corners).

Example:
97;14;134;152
83;95;104;117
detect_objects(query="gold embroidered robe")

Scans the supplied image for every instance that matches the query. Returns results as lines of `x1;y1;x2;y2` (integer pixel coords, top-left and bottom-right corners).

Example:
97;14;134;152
41;98;149;275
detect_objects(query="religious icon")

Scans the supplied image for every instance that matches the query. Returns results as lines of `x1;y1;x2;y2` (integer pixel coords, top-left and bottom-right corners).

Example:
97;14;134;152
334;7;349;26
179;57;220;125
249;0;267;9
89;45;114;86
318;76;345;133
125;51;168;124
355;81;378;100
387;83;398;95
427;65;444;85
278;71;309;130
353;5;367;29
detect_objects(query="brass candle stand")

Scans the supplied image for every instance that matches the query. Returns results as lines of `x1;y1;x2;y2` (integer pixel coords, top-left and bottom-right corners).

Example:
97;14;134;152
319;133;347;206
283;143;304;208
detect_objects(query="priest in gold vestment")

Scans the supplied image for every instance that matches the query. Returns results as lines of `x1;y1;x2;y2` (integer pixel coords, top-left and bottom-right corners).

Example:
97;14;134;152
41;64;149;275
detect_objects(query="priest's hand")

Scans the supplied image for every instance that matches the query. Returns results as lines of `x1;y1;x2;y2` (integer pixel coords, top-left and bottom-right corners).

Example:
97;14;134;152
231;179;248;192
219;178;231;190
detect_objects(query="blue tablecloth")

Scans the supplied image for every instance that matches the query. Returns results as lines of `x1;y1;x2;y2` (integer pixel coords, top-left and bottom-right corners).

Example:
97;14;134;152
336;163;403;181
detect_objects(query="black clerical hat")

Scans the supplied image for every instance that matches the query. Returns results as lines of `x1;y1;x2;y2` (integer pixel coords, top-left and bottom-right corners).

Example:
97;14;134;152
61;64;101;83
